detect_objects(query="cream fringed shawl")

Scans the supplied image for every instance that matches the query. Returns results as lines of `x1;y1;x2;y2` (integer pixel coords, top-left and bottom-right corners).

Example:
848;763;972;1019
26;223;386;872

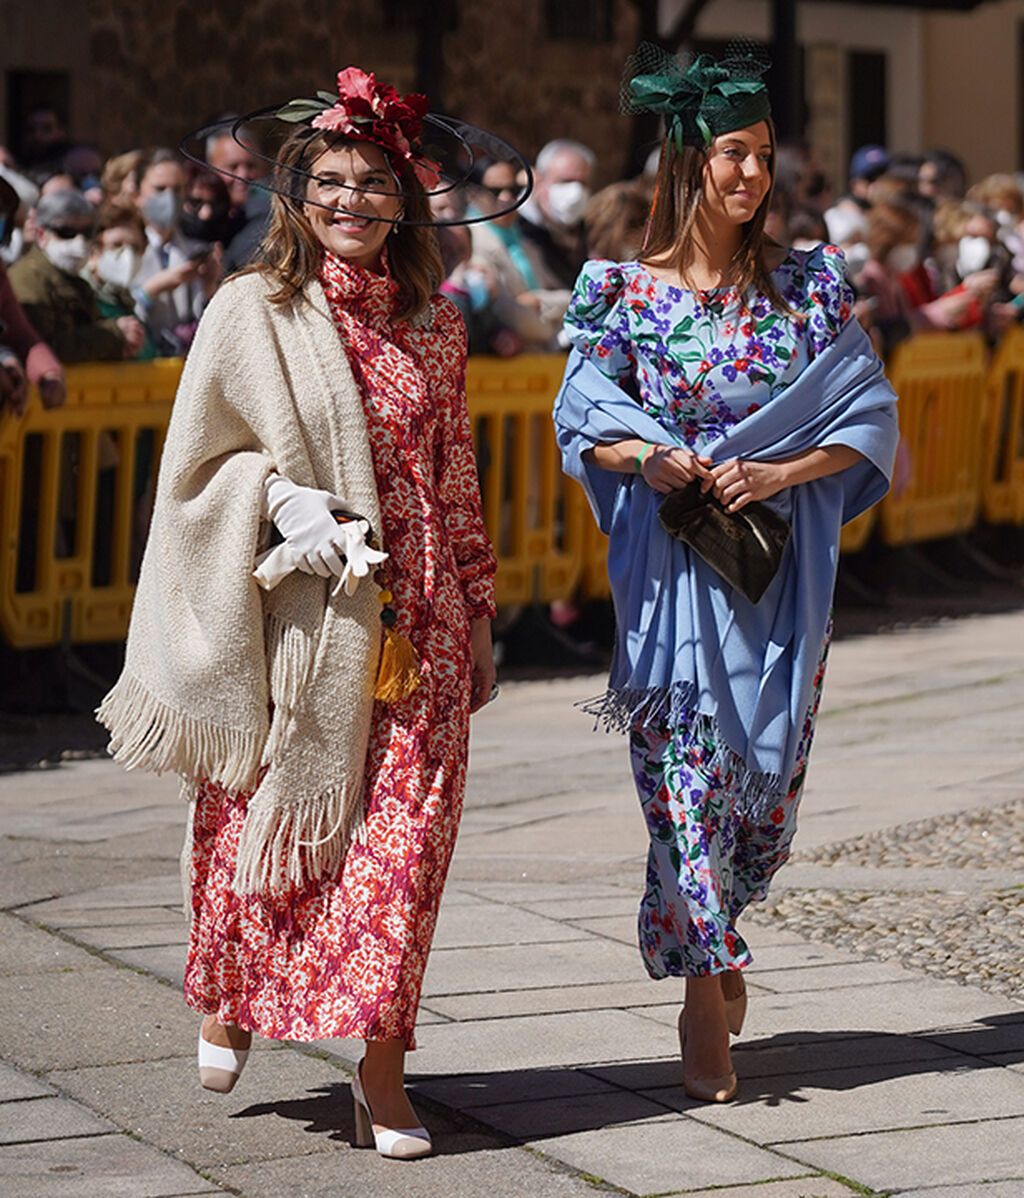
97;271;383;895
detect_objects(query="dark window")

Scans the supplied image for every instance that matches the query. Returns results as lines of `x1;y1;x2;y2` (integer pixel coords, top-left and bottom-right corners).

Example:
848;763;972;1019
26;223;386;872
545;0;614;43
5;70;70;164
381;0;458;34
847;50;887;153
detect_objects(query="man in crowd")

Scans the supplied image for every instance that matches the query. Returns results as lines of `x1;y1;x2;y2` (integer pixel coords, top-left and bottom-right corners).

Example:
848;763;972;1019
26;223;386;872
8;189;144;363
517;138;595;291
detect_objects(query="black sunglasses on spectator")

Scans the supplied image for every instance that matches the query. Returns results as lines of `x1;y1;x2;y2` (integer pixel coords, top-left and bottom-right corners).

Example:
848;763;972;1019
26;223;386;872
480;184;519;199
47;224;94;240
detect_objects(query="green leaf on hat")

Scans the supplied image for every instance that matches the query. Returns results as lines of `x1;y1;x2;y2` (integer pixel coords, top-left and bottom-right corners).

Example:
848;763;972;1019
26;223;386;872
276;98;330;123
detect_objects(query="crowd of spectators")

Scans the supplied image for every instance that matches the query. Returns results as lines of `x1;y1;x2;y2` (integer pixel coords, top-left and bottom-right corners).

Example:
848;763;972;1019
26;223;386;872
2;99;1024;422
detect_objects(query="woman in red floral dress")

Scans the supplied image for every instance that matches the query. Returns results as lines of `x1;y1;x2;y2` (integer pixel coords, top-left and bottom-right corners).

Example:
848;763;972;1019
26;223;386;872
161;71;501;1158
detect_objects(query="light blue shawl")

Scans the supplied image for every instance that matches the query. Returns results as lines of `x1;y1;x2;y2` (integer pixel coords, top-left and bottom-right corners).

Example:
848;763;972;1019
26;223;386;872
553;315;899;816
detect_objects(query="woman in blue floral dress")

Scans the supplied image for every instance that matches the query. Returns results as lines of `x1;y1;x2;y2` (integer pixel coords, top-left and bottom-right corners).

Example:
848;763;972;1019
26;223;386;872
554;44;897;1104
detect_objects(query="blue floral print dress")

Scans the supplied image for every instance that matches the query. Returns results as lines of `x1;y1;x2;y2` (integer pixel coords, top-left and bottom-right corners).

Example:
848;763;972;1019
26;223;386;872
564;245;854;979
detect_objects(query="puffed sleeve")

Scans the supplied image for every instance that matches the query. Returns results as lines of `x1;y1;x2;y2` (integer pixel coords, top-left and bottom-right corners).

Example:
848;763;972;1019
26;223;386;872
803;243;856;359
432;297;498;621
562;259;634;383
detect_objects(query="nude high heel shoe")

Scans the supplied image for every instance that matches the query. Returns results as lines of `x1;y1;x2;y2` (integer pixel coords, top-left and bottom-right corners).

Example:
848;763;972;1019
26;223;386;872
720;971;748;1036
197;1025;249;1093
351;1061;432;1160
678;1008;738;1103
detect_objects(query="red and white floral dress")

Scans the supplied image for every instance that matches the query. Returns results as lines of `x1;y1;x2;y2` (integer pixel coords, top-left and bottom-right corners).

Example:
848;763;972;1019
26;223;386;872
183;253;496;1048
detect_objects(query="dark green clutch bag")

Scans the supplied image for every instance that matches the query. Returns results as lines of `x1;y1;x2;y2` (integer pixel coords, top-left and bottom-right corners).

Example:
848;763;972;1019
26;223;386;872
657;480;790;604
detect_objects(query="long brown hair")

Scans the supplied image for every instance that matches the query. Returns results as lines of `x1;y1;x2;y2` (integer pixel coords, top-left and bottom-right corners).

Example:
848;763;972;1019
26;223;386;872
247;125;443;321
641;120;789;313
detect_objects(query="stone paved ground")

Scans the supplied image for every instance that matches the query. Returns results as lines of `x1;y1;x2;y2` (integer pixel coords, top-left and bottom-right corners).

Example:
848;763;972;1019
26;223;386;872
1;607;1023;1197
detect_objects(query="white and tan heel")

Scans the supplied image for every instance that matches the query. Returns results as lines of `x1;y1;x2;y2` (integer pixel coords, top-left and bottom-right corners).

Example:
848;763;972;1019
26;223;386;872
197;1027;249;1093
351;1061;432;1159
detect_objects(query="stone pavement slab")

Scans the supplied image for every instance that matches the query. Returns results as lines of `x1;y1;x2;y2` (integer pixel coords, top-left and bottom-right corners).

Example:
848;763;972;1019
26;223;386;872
646;1055;1024;1141
781;1114;1024;1191
0;1133;222;1196
525;1115;808;1194
670;1182;857;1198
49;1051;363;1170
0;1062;57;1101
0;1094;115;1143
0;965;208;1072
211;1136;604;1198
2;606;1024;1196
0;915;104;975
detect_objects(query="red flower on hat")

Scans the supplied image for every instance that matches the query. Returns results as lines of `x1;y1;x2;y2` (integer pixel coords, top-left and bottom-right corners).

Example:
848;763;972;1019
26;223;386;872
311;67;441;189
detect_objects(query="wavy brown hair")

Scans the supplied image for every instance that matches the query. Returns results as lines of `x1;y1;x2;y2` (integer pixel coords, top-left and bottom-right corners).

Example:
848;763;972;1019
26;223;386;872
641;120;790;314
245;125;443;321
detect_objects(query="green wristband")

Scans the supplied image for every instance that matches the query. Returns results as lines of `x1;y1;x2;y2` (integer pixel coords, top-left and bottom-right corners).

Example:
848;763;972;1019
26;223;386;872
635;442;654;473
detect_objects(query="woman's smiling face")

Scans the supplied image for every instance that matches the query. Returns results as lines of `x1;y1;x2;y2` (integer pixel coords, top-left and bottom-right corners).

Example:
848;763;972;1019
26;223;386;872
304;141;403;269
701;121;773;227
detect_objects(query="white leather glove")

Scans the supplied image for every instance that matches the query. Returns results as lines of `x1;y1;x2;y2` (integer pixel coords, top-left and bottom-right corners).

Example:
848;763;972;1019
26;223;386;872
333;518;389;596
262;472;349;579
254;474;389;595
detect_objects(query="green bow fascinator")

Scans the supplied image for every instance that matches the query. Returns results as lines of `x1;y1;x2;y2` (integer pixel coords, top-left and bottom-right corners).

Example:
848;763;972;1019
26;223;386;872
621;41;772;151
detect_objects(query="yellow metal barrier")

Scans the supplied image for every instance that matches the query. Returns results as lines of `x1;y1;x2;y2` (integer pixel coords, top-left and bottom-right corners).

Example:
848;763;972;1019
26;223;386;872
465;354;589;606
982;326;1024;525
879;332;987;546
2;329;1019;649
0;361;179;648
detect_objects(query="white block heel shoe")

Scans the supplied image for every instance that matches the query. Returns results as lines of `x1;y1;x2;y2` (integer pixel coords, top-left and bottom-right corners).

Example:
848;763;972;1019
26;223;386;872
351;1061;432;1159
197;1026;249;1093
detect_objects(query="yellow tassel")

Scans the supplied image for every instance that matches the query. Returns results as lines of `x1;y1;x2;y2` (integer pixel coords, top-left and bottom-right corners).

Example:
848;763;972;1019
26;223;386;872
374;627;421;703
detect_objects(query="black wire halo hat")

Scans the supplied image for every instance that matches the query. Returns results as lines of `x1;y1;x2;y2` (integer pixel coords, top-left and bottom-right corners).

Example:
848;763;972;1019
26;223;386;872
179;66;534;228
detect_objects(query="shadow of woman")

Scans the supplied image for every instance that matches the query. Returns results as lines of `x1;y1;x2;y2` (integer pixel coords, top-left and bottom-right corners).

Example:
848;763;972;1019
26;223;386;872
226;1014;1024;1151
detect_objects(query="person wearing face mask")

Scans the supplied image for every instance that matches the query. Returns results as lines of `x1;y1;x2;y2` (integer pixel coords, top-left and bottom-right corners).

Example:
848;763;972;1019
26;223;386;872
133;149;223;355
0;177;65;414
81;204;156;360
8;188;145;364
0;161;40;267
466;158;573;350
517;138;595;291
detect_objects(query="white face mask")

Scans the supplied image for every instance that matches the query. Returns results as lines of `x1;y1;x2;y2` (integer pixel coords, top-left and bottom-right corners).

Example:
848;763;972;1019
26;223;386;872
96;244;142;289
887;244;918;273
545;180;590;227
41;232;90;275
957;235;991;277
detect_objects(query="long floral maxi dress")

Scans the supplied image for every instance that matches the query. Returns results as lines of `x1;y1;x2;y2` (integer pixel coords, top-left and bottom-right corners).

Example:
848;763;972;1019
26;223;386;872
183;254;496;1048
564;245;854;979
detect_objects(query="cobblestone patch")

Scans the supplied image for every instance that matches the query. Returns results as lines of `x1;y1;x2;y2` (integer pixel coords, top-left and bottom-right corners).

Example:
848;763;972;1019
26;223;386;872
797;797;1024;872
748;799;1024;1002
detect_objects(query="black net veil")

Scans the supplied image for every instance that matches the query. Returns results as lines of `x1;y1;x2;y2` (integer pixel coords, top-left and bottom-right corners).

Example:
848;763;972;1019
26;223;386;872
620;39;772;146
179;108;534;228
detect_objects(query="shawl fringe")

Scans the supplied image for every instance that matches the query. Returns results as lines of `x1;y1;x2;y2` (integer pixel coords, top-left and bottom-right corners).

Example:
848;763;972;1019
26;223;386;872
232;779;369;895
578;683;785;821
262;612;318;765
96;672;264;795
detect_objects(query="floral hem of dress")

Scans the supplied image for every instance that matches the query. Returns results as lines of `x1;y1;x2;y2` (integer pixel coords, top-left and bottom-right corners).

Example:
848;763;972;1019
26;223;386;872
182;991;419;1050
579;682;785;822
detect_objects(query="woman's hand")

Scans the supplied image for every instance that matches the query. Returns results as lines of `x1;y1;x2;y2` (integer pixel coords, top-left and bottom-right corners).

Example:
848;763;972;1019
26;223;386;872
468;618;496;714
709;458;788;512
640;445;713;495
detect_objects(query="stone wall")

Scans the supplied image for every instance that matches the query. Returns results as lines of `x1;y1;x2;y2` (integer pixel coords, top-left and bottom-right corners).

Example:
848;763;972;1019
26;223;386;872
2;0;642;183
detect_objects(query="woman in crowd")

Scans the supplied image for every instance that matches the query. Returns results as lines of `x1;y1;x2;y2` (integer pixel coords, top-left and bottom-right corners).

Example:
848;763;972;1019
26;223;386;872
554;43;898;1103
0;175;65;413
99;67;504;1159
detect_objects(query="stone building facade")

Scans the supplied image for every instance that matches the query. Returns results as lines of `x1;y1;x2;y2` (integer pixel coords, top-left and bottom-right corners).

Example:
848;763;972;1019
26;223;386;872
2;0;643;183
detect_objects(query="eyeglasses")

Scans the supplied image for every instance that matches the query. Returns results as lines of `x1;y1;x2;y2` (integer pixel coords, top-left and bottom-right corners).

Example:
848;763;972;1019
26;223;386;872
47;224;93;240
479;184;520;199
